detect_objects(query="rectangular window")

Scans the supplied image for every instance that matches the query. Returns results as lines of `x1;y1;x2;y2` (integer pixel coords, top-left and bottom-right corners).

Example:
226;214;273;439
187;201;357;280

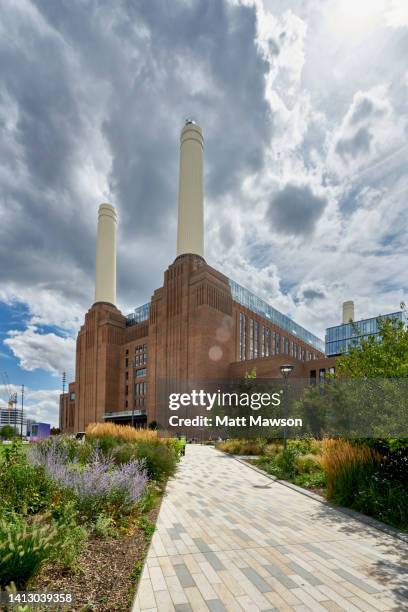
254;320;258;359
319;368;326;382
265;328;270;357
125;357;128;368
249;319;254;359
136;368;146;378
310;370;316;385
239;313;246;361
261;326;265;357
69;392;75;401
125;385;128;396
276;333;280;354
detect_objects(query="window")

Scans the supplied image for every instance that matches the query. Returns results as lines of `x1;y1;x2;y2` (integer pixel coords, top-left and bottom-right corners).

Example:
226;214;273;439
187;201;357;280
254;320;259;359
125;400;128;408
293;344;297;359
125;371;129;380
125;357;128;368
136;368;146;378
275;333;280;354
125;385;128;396
135;381;147;407
69;392;76;401
310;370;316;385
265;328;270;357
319;368;326;383
261;327;265;357
239;313;246;361
249;319;254;359
283;337;289;354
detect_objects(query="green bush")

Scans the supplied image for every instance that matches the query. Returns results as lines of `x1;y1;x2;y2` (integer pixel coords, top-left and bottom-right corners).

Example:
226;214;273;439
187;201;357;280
0;515;57;588
135;440;177;481
93;513;117;539
274;448;300;478
293;471;326;489
112;442;137;465
0;460;55;515
50;502;88;570
294;453;321;474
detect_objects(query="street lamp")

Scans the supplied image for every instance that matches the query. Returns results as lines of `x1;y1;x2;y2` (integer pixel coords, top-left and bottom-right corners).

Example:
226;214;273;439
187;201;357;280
280;364;295;450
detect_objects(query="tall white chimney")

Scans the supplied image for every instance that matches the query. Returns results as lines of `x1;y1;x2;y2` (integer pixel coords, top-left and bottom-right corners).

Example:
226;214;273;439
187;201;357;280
176;120;204;258
342;300;354;324
95;203;117;305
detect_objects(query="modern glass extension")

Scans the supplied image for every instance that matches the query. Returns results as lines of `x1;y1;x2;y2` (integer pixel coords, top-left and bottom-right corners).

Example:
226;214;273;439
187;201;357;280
126;302;150;326
325;311;404;356
229;279;324;352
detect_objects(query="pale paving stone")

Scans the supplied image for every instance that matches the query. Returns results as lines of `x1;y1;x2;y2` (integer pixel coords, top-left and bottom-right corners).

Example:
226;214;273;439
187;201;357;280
165;575;190;606
235;594;262;611
184;586;208;611
154;589;175;611
290;587;330;612
212;582;243;612
149;565;167;591
137;579;156;610
192;572;218;600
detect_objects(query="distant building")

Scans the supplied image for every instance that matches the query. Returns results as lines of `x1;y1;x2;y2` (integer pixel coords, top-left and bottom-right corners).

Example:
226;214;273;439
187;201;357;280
325;301;405;356
26;420;51;441
0;406;26;436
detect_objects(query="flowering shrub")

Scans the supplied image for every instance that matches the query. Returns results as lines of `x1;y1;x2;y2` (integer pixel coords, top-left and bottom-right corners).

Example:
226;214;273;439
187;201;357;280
28;440;147;517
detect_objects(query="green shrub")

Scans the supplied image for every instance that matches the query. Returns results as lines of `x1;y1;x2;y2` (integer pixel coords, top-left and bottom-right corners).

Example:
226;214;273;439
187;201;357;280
112;443;137;465
0;515;57;588
274;448;300;478
51;502;88;570
93;513;117;539
294;453;321;474
294;471;326;489
0;460;55;515
135;440;177;481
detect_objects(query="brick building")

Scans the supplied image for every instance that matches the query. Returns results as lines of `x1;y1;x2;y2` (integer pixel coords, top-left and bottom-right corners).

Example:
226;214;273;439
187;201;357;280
61;121;335;434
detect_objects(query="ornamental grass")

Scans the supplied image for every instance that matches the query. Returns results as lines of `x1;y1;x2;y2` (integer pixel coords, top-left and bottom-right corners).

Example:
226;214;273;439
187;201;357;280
85;422;157;443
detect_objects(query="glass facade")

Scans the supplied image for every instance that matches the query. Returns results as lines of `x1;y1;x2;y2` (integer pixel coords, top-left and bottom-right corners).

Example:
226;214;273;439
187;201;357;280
325;311;404;356
229;279;324;351
126;303;150;326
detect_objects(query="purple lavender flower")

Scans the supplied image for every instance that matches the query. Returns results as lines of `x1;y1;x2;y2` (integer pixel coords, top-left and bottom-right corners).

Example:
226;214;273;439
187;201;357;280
28;438;147;511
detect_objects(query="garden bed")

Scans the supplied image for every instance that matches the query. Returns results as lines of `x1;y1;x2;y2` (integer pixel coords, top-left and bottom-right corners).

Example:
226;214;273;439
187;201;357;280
32;497;161;611
0;424;186;610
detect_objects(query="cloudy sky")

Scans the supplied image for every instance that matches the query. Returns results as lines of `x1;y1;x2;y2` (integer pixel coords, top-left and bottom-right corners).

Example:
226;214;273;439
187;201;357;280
1;0;408;425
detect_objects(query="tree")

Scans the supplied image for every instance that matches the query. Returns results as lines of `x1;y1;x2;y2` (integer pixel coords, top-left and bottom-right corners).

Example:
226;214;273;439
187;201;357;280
336;317;408;378
0;425;17;440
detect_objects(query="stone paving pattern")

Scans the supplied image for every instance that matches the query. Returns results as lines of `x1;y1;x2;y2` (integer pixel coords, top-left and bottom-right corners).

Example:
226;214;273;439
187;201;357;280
133;445;407;611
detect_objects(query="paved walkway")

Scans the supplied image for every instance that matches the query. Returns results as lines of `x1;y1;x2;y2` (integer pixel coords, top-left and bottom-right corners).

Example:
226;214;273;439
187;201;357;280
133;445;407;611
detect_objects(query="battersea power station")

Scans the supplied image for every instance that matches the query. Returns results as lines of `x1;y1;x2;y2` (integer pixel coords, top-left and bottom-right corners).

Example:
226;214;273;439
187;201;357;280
60;121;334;434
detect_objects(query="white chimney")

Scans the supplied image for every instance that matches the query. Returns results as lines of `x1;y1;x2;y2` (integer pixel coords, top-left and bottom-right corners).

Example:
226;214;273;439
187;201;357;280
95;203;117;305
176;120;204;258
342;300;354;324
